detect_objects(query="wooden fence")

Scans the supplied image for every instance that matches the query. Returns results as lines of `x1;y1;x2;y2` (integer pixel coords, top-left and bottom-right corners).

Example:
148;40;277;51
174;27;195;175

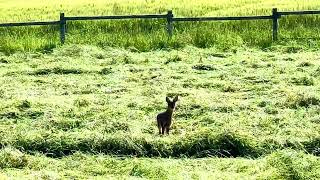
0;8;320;44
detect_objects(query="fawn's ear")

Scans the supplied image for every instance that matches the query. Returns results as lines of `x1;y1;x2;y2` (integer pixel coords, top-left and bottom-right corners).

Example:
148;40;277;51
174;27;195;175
166;97;171;103
173;96;179;102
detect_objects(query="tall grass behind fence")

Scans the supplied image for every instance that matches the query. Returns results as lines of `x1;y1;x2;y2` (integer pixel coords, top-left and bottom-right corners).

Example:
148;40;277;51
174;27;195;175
1;7;320;53
280;15;320;40
0;26;60;54
66;19;172;51
173;20;272;49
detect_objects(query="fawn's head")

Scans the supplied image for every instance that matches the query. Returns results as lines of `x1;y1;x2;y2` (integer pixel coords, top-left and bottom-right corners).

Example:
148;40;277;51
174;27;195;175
166;96;179;110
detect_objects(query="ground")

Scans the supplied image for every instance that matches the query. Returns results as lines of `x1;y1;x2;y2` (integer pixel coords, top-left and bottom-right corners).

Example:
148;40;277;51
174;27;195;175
0;45;319;179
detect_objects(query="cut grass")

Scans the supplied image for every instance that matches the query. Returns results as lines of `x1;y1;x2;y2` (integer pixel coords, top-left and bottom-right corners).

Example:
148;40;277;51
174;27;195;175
1;45;320;178
0;45;320;157
0;147;319;179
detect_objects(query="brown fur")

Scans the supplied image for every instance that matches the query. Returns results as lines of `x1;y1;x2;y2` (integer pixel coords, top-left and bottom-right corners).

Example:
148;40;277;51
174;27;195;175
156;96;178;135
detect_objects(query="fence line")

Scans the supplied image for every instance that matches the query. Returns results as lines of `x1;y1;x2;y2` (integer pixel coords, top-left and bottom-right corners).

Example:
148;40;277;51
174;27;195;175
0;8;320;44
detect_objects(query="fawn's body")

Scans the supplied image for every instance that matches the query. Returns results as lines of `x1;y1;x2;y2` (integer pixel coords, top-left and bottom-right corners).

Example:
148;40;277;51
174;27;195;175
156;96;178;135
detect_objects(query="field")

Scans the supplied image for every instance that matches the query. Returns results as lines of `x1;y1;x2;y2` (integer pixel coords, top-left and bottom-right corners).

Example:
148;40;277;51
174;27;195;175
0;45;320;179
1;0;320;53
1;0;320;179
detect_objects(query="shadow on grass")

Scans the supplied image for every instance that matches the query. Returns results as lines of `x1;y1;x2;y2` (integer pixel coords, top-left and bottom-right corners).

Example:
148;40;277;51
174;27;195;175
303;137;320;156
29;67;86;75
6;126;319;158
11;130;261;158
6;67;113;76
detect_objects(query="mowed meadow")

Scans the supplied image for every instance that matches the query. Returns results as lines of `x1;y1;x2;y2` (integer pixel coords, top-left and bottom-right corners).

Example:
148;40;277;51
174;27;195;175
1;0;320;53
0;45;320;179
0;0;320;179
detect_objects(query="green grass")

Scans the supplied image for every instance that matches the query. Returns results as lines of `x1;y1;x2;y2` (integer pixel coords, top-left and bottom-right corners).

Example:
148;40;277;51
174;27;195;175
1;1;320;178
1;0;320;53
0;148;319;179
0;45;320;178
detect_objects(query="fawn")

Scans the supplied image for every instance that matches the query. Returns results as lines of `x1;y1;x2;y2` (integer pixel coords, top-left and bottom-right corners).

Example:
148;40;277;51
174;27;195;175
156;96;179;135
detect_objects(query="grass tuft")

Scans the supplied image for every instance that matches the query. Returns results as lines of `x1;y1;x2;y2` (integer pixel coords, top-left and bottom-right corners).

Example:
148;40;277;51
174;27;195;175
291;76;314;86
192;64;217;71
0;147;28;169
29;67;86;75
17;100;31;110
164;55;183;64
285;92;320;108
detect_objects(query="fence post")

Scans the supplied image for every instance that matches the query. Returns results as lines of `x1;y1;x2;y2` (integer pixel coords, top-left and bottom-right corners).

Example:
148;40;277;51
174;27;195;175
272;8;280;41
60;12;66;44
167;10;174;37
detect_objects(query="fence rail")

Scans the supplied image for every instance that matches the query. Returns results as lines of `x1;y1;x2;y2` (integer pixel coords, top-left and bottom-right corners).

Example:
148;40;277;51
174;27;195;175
65;14;167;21
279;10;320;16
1;8;320;44
172;15;273;21
0;21;59;27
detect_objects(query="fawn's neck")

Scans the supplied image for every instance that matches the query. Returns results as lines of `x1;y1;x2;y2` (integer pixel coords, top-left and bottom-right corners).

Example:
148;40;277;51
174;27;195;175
166;107;174;117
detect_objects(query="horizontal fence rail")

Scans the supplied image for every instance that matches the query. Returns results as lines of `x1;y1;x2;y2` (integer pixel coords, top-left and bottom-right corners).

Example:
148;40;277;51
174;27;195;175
0;8;320;44
173;15;273;22
65;14;167;21
279;10;320;16
0;21;59;27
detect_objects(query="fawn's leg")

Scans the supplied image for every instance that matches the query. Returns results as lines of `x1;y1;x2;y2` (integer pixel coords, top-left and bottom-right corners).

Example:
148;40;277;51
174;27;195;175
165;126;170;135
157;120;162;135
161;125;165;135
